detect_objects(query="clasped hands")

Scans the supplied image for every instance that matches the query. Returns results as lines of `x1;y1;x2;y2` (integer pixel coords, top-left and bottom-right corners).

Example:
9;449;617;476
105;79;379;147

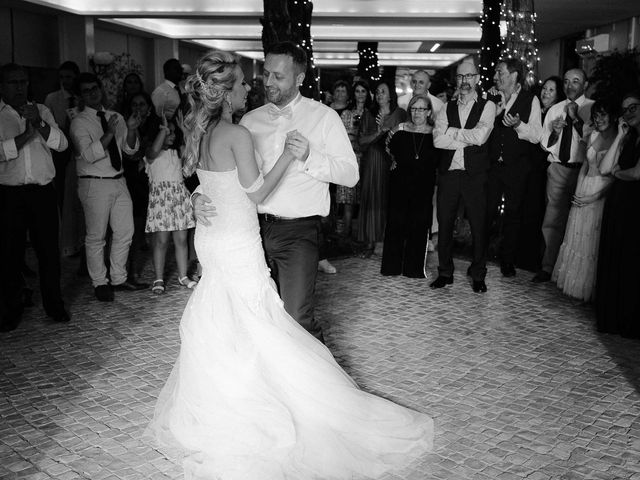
284;129;310;162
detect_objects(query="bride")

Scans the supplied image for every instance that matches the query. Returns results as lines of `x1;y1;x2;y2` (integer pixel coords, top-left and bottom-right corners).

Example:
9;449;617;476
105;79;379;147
146;50;434;480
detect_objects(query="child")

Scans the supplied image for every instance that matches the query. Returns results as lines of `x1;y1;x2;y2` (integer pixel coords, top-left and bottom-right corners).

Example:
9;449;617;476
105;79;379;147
145;117;197;294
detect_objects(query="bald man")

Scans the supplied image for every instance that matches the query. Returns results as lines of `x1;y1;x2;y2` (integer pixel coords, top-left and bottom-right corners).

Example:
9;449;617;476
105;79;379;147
398;70;444;114
533;68;594;283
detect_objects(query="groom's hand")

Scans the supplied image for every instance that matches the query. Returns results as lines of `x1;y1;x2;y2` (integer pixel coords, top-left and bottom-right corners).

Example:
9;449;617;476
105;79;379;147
285;130;310;162
192;193;217;226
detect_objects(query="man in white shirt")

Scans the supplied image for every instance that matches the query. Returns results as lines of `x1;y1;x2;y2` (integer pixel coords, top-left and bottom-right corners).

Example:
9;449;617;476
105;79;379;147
532;68;594;283
194;42;359;342
0;63;70;330
432;61;496;293
69;73;145;302
398;70;444;115
151;59;184;120
486;59;543;278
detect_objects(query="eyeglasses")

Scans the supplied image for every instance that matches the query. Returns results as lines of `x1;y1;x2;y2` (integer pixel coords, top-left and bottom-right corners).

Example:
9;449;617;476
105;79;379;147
410;107;430;112
621;103;640;115
80;85;101;95
455;73;478;81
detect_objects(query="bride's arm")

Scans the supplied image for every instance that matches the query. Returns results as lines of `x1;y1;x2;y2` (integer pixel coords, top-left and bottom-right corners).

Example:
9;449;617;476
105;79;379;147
231;125;296;204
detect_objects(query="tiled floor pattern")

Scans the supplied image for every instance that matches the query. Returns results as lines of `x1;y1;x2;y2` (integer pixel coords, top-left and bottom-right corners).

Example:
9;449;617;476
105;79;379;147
1;253;639;479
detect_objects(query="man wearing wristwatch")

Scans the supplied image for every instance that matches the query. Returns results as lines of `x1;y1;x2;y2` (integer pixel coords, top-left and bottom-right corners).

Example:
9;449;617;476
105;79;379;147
0;63;70;331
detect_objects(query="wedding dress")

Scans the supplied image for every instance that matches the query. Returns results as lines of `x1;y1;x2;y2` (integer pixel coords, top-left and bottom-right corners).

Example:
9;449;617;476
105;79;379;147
146;168;434;480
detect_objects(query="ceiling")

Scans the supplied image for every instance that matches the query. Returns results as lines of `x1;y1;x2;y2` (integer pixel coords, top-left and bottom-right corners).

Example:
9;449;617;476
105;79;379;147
23;0;640;71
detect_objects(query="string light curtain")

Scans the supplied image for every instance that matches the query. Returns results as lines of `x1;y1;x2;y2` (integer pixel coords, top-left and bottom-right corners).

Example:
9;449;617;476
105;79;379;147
501;0;538;87
357;42;381;86
479;0;503;90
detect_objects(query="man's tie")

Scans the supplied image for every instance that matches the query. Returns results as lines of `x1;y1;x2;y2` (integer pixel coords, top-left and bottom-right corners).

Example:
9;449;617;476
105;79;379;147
558;114;573;164
97;111;122;172
267;104;293;120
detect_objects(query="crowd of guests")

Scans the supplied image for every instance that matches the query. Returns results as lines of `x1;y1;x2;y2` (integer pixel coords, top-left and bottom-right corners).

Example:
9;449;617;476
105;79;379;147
1;55;638;338
323;60;639;338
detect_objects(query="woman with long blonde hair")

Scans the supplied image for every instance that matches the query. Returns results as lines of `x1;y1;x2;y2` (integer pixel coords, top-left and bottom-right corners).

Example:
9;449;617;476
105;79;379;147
146;50;433;480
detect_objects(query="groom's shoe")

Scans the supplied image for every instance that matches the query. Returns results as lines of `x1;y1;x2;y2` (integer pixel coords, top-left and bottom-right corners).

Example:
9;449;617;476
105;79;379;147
500;263;516;277
430;276;453;289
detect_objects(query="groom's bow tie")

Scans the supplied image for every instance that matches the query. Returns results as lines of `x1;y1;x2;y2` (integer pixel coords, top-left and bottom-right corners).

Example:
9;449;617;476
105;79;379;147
267;104;293;120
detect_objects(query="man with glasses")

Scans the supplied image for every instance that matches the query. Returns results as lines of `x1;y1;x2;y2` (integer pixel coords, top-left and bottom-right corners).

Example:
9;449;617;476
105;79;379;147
0;63;70;331
432;61;496;293
69;73;147;302
533;68;593;283
486;59;543;278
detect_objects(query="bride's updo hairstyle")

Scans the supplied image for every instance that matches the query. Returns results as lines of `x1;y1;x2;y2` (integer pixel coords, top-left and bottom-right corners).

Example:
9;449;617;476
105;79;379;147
182;50;238;176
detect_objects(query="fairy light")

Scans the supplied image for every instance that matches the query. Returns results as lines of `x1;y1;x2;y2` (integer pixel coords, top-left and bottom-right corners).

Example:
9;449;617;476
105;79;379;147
479;0;503;89
500;3;539;86
357;44;381;83
291;0;319;99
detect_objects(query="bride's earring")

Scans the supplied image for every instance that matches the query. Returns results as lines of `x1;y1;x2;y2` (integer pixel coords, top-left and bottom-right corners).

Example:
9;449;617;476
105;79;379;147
224;95;233;114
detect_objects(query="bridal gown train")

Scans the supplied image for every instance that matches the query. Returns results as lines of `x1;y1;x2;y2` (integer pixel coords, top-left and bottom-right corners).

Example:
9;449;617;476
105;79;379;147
146;168;434;480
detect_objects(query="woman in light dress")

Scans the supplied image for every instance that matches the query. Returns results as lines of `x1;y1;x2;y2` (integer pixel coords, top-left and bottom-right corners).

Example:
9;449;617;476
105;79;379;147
552;99;617;301
146;50;434;480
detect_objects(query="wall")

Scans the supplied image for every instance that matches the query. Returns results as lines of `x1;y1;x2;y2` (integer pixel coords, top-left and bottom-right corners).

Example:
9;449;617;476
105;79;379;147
0;5;59;68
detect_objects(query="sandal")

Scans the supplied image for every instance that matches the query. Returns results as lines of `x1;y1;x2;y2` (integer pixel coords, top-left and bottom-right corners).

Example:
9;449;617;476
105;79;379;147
151;279;165;295
177;276;198;289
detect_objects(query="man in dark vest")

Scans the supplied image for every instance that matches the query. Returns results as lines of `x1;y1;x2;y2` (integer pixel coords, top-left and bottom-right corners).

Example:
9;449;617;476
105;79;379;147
432;61;496;293
486;59;543;277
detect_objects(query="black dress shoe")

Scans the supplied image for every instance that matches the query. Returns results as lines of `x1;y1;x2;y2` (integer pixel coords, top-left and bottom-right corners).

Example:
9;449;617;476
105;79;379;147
472;280;487;293
500;263;516;277
112;280;149;291
95;284;114;302
49;309;71;323
0;314;21;332
430;276;453;289
531;270;551;283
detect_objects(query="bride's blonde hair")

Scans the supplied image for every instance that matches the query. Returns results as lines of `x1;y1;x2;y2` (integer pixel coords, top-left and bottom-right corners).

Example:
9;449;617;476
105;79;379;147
182;50;238;176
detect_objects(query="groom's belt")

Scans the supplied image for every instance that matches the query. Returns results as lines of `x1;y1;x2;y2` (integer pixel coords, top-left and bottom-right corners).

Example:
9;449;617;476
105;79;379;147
258;213;321;223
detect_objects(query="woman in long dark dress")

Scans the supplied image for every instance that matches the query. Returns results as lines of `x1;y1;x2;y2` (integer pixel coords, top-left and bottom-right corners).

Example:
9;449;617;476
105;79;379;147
357;81;407;256
516;76;565;271
595;92;640;338
381;94;437;277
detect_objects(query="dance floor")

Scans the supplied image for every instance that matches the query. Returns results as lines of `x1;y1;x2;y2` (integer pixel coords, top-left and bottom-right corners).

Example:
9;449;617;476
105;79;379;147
1;251;639;479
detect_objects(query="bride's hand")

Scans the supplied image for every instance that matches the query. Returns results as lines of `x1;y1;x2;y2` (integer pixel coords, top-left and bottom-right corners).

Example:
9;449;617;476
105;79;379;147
192;193;217;226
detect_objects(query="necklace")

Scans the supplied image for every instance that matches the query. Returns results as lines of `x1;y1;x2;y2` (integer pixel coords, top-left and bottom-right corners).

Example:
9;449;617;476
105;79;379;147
411;130;426;160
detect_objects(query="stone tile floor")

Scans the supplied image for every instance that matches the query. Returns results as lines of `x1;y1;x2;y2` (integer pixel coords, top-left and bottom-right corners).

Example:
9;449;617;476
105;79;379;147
1;252;639;479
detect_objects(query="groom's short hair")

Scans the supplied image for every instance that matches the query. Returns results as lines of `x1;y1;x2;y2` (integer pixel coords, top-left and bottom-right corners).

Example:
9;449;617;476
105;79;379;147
267;41;307;75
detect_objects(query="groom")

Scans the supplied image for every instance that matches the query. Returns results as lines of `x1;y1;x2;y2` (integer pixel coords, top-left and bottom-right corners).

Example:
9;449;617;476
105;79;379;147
193;42;358;342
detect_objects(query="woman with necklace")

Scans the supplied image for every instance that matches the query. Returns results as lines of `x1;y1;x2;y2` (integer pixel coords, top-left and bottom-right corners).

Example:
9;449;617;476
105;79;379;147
381;94;437;277
358;80;407;256
552;99;617;302
337;80;371;238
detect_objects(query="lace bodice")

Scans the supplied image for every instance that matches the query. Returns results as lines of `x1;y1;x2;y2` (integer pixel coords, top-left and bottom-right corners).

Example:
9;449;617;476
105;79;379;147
194;168;267;287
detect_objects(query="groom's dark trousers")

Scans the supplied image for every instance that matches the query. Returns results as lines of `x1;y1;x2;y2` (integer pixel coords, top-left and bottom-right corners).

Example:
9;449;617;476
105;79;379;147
259;214;324;341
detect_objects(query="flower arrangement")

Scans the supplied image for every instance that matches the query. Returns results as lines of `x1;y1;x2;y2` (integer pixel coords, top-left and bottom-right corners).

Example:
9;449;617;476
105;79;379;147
89;52;144;109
